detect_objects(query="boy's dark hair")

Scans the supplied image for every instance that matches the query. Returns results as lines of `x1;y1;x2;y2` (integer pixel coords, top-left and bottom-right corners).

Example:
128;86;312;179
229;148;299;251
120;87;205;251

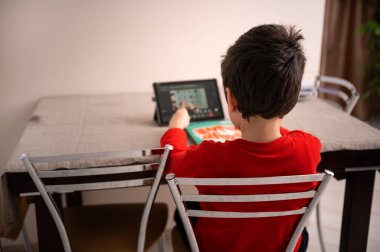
221;24;306;119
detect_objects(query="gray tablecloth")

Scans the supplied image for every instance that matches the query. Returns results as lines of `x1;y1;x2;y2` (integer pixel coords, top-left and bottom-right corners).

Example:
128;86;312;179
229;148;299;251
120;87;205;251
1;93;380;237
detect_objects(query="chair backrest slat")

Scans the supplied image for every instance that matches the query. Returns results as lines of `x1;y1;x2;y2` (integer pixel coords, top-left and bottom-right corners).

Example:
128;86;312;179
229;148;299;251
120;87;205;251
175;173;324;185
38;163;158;178
45;178;155;193
31;148;164;163
187;208;307;218
317;75;355;91
317;87;349;102
166;170;334;252
182;190;316;203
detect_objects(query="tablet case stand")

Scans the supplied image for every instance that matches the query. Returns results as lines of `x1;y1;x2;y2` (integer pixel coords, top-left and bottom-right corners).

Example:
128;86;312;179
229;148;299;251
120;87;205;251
152;96;163;126
153;107;158;123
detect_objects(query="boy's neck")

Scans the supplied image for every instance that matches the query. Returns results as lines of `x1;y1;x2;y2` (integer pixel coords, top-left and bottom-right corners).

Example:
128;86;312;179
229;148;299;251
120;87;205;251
240;116;282;143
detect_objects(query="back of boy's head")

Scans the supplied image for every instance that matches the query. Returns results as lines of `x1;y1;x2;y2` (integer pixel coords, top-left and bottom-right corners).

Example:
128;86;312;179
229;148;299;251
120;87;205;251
221;24;306;119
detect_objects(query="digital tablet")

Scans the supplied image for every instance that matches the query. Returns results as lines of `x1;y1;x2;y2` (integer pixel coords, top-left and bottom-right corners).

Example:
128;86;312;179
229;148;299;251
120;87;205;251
153;79;225;126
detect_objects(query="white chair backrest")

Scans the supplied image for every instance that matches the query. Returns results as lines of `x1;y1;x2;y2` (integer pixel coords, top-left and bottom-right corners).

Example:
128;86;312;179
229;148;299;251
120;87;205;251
314;75;360;114
20;144;173;252
166;170;334;252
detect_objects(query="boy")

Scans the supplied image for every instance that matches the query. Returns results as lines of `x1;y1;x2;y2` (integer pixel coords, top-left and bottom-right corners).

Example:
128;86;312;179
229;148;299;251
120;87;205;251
161;24;321;252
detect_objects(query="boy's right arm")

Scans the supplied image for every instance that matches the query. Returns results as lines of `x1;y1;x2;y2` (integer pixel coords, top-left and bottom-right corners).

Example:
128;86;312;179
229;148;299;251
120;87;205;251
160;128;187;150
161;106;190;150
168;106;190;130
160;107;204;175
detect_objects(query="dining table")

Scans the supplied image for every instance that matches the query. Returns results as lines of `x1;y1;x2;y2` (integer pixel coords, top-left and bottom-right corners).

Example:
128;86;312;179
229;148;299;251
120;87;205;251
1;92;380;252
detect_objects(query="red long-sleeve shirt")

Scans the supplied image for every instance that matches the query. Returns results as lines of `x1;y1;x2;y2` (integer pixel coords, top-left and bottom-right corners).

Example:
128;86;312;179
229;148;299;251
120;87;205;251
161;127;321;252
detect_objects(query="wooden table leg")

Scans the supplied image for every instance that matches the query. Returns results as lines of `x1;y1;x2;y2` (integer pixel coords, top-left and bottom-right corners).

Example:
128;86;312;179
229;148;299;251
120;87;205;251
339;170;376;252
34;196;65;252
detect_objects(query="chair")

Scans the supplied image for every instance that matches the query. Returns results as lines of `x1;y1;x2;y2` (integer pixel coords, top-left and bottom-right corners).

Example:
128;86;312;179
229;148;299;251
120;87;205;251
20;144;173;252
314;75;360;114
166;170;334;252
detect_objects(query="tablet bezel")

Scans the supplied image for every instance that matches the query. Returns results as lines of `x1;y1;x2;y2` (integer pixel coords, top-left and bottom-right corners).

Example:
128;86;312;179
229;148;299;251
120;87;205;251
153;79;225;126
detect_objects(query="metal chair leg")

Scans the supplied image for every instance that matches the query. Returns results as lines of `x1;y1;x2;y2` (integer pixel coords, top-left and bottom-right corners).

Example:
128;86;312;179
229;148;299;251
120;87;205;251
316;203;327;252
158;233;166;252
21;227;33;252
0;227;32;252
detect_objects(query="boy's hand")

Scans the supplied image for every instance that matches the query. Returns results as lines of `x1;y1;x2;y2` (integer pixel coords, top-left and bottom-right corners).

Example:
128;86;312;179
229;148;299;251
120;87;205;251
169;106;190;129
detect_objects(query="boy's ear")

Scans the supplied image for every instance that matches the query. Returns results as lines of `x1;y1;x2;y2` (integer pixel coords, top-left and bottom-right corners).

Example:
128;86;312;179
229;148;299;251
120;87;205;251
226;88;238;112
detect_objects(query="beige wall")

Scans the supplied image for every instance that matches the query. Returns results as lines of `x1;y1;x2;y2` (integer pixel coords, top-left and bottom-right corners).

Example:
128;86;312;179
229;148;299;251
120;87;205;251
0;0;325;246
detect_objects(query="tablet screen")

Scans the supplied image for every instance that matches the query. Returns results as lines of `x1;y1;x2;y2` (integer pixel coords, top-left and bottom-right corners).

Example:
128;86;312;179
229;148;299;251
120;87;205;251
153;79;224;125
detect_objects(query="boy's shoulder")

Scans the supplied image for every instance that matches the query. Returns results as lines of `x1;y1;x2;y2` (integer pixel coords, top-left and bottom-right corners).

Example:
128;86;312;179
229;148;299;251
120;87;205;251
286;129;321;143
285;130;322;156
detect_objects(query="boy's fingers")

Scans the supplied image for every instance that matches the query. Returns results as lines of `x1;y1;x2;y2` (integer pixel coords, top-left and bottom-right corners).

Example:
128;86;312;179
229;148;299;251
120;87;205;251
180;101;187;108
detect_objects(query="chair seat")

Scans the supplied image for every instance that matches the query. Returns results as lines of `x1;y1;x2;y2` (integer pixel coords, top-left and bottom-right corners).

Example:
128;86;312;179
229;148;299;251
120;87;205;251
64;203;168;252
